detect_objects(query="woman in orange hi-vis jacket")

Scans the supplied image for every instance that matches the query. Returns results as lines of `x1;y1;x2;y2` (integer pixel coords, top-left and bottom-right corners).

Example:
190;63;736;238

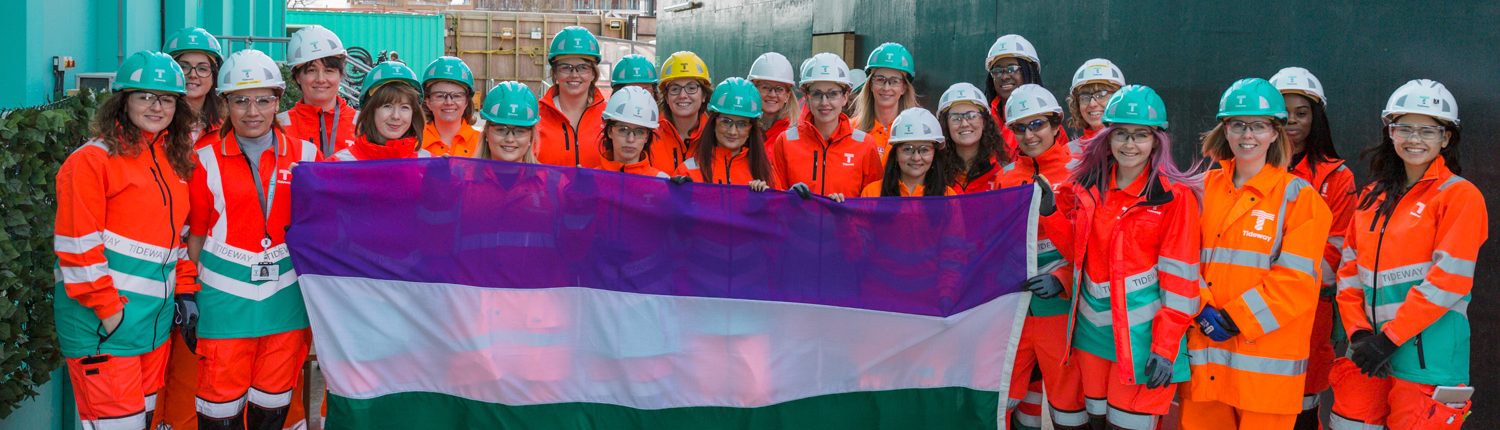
1268;67;1357;429
677;78;779;190
326;62;430;162
1062;59;1124;171
993;83;1087;430
536;26;608;167
851;43;921;162
277;25;358;157
747;52;801;144
1043;85;1202;430
419;56;481;157
1330;79;1485;430
1182;78;1332;430
594;86;670;178
54;51;200;430
860;108;953;197
982;34;1068;160
652;51;713;173
769;53;884;201
936;83;1006;194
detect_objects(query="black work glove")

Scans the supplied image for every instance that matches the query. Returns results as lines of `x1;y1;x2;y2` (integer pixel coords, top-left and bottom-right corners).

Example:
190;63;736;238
1143;353;1175;388
174;293;199;353
669;175;692;185
1349;330;1398;378
1032;175;1056;216
1022;274;1063;299
790;182;812;199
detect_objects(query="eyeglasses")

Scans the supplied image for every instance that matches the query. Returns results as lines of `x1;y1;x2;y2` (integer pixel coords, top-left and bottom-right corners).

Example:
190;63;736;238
611;124;651;140
489;125;532;138
808;89;847;102
1007;118;1051;134
947;111;984;125
1388;123;1446;142
130;92;179;108
869;76;904;88
177;62;213;78
1111;130;1153;144
989;65;1023;77
228;95;279;112
755;84;790;96
1226;120;1274;136
665;84;702;96
427;91;467;103
897;144;935;156
717;117;751;130
1080;90;1114;104
553;62;594;76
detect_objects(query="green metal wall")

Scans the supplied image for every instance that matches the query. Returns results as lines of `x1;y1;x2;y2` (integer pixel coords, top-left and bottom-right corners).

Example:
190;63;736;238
662;1;1500;424
286;10;446;73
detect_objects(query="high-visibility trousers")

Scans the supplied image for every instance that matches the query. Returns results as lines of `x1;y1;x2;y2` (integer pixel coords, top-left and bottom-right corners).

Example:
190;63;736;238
195;329;310;420
1006;314;1086;428
1180;398;1298;430
1076;349;1175;430
66;341;170;430
1328;358;1472;430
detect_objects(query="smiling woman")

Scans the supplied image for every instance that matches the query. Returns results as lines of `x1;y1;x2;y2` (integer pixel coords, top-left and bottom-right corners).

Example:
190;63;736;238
326;61;426;161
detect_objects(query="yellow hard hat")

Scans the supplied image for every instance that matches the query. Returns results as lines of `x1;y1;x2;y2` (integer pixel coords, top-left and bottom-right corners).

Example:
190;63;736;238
659;51;711;89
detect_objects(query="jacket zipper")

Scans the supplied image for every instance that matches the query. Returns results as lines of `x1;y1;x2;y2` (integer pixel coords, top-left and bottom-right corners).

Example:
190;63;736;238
1414;333;1427;369
811;150;819;183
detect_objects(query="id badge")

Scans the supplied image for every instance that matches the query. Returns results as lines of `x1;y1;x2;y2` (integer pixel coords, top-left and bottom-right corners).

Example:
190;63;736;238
251;261;277;282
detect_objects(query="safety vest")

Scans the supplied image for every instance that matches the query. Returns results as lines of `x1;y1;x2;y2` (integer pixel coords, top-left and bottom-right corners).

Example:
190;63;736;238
189;131;318;339
996;137;1075;317
1335;157;1484;386
420;122;481;157
651;114;708;173
277;99;357;157
53;135;198;358
326;136;430;161
536;87;607;167
677;145;778;187
768;113;883;197
1187;161;1332;414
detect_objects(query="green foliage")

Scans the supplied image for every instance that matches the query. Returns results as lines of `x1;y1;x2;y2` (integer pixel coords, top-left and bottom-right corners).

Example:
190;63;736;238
0;91;100;417
279;64;303;112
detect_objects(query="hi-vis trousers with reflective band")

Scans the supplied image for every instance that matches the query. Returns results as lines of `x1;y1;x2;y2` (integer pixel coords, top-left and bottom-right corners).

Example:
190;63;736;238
66;341;170;430
1328;358;1472;430
1006;314;1086;429
196;329;310;420
1076;349;1173;430
1180;398;1298;430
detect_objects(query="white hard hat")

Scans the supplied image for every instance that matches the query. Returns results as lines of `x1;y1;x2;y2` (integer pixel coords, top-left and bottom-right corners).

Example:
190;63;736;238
747;52;796;86
1004;84;1063;125
938;82;990;114
986;34;1039;70
286;25;346;67
1070;58;1124;92
889;107;945;146
1382;79;1459;125
1270;67;1328;105
217;49;285;94
799;52;852;89
601;86;659;129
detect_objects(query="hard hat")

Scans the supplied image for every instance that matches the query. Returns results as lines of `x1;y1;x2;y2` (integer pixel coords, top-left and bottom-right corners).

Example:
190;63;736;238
601;86;659;129
985;34;1039;70
113;51;186;95
1070;58;1124;92
217;49;284;95
422;56;475;92
547;26;601;62
938;82;990;114
1102;85;1168;129
1004;84;1062;125
1217;78;1287;121
163;27;222;63
747;52;796;86
612;54;659;86
866;42;915;80
659;51;711;88
799;52;852;89
707;77;764;119
286;25;346;67
1382;79;1459;125
889;107;944;146
1269;67;1327;105
480;81;540;127
361;61;421;102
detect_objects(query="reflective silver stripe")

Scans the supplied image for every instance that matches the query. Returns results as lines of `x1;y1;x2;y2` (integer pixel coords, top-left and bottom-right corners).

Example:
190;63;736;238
1107;406;1158;430
1053;407;1089;427
1078;298;1113;327
1320;259;1336;286
785;127;799;140
75;139;109;153
276;111;292;127
1329;412;1387;430
1122;267;1159;295
1360;261;1431;287
82;412;146;430
54;233;104;254
330;149;357;161
1084;397;1107;416
59;263;108;283
1302;392;1320;411
1438;175;1464;191
850;129;867;142
1014;410;1042;429
1158;257;1199;281
1338;274;1361;292
1128;302;1162;326
1203;247;1272;269
682;157;699;170
1329;235;1346;249
1414;280;1467;309
1006;398;1020;408
300;140;319;162
1022;390;1042;404
1065;158;1082;170
1003;162;1017;173
1163;289;1199;314
144;392;158;411
1432;250;1476;278
1082;273;1110;299
1188;346;1307;376
416;149;432;158
1274;252;1319;279
1081;297;1160;327
248;387;293;408
1240;288;1281;333
197;395;247;419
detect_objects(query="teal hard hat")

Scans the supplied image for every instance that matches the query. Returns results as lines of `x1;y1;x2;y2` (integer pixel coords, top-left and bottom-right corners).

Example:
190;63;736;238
361;61;421;102
866;42;915;80
612;54;658;86
163;27;223;63
113;51;187;95
481;81;540;127
422;56;474;92
707;77;764;119
1103;85;1169;129
548;26;601;62
1217;78;1287;121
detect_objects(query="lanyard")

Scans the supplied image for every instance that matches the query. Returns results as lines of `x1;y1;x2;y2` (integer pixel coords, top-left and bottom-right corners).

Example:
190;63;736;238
240;131;281;251
318;105;341;156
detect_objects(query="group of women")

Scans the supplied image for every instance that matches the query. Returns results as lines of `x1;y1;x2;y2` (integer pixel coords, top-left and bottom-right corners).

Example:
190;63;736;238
53;23;1482;430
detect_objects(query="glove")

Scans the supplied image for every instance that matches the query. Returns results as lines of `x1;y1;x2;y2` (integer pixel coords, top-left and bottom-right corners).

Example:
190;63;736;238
1143;353;1175;388
1349;330;1398;378
1022;274;1063;299
669;175;692;185
1195;306;1239;342
790;182;812;199
175;294;199;353
1034;175;1056;216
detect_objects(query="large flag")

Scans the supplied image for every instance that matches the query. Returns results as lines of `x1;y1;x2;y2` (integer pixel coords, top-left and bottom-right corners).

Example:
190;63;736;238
287;158;1039;429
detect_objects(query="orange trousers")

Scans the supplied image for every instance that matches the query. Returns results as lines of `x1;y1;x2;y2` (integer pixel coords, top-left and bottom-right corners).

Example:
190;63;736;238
1006;314;1086;428
1328;358;1472;430
196;329;310;421
1076;349;1174;429
1179;398;1298;430
66;341;170;430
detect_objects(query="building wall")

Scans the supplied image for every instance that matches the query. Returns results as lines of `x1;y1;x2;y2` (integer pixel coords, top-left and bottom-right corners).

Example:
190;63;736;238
286;10;446;74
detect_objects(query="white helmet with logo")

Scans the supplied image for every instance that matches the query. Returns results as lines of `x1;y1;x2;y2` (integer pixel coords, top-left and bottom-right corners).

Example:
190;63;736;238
747;52;796;86
287;25;346;67
601;86;660;129
938;82;990;114
1382;79;1459;125
799;52;852;89
1004;84;1062;125
985;34;1039;70
1070;58;1125;92
1270;66;1328;105
217;49;285;94
889;107;945;146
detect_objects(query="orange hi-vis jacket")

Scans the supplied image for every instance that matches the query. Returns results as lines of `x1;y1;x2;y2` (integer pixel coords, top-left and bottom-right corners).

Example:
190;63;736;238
326;136;428;161
1043;169;1201;385
1064;128;1101;171
996;137;1076;317
188;131;320;339
652;114;708;173
537;87;608;167
858;180;955;197
764;117;791;147
277;99;357;157
420;122;481;157
768;113;883;197
949;157;1001;194
675;145;780;187
596;157;669;178
1290;158;1357;293
54;133;199;358
867;120;892;162
1336;157;1486;386
1187;161;1332;414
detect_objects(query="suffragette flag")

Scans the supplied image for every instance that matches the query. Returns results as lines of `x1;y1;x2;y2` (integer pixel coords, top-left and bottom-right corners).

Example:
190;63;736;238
287;158;1039;429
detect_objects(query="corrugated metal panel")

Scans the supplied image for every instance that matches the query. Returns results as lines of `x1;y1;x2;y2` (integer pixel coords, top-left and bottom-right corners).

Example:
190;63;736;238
286;10;445;72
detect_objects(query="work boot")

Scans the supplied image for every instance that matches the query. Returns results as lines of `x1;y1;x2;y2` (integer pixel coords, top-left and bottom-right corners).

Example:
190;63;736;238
246;404;290;430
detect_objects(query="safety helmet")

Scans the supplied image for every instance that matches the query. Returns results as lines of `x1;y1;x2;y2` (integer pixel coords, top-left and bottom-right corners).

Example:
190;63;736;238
361;61;421;102
1269;67;1327;106
163;27;222;63
422;56;475;92
1217;78;1287;121
799;52;852;89
1070;58;1124;92
480;81;540;127
888;107;944;146
217;49;285;95
286;25;346;67
1382;79;1459;125
659;51;711;88
938;82;990;114
1102;85;1168;129
985;34;1039;70
601;86;659;129
113;51;186;95
866;42;915;80
1004;84;1062;125
612;54;659;86
707;77;764;119
547;26;601;62
747;52;796;86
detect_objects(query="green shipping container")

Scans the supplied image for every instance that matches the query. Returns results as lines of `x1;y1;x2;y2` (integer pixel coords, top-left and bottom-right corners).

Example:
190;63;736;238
286;10;446;73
